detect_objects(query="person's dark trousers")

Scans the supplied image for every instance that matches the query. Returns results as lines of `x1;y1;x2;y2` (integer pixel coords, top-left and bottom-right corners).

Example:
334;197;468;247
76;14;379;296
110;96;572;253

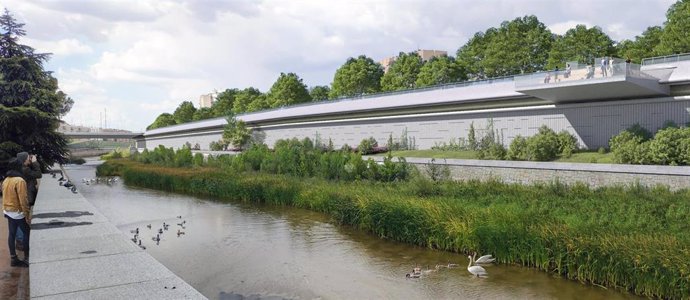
5;215;30;258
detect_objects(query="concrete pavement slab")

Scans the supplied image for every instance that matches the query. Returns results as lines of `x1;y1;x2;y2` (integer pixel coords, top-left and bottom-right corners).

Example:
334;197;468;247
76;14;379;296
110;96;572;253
33;276;204;300
30;233;140;264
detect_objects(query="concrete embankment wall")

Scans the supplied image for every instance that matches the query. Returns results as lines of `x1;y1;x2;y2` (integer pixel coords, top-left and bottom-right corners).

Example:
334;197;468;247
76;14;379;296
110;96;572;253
29;167;206;299
371;157;690;190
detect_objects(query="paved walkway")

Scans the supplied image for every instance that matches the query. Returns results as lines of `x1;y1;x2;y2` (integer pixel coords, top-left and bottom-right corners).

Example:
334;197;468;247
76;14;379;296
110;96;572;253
29;169;206;299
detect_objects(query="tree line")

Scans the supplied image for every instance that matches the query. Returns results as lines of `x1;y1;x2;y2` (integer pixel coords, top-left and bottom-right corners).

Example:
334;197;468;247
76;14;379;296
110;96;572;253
148;0;690;130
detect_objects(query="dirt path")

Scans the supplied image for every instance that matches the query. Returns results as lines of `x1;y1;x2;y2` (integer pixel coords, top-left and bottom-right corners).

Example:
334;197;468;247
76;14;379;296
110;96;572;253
0;218;29;299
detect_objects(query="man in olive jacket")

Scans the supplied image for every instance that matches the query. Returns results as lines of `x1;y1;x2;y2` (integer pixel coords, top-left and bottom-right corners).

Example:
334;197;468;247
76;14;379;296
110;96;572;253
2;158;31;267
17;152;41;206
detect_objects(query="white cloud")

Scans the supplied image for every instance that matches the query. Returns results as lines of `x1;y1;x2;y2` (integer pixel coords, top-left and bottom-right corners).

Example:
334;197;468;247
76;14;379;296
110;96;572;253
23;38;93;55
2;0;677;131
548;21;594;36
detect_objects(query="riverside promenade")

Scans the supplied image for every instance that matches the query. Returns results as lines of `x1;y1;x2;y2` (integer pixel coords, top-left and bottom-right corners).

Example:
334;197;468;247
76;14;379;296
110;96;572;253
29;168;206;299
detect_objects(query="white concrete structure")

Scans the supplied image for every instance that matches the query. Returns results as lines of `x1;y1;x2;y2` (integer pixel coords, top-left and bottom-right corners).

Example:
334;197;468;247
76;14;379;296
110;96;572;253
140;55;690;151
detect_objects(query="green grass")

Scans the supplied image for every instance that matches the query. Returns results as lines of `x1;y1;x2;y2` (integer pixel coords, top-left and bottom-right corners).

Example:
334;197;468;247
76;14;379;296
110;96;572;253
382;150;477;159
99;159;690;299
555;151;614;163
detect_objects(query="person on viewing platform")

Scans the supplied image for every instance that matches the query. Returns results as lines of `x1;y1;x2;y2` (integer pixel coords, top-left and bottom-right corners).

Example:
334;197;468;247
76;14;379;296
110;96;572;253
586;65;594;79
600;58;608;77
543;72;551;83
554;66;559;82
564;64;571;78
608;57;615;76
2;158;31;267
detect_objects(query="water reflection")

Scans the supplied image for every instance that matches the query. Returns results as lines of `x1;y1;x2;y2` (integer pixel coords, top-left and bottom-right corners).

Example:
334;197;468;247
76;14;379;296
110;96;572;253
64;162;640;300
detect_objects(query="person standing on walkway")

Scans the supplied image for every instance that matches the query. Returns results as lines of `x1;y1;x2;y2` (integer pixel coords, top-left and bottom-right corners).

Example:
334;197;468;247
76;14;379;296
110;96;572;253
18;152;41;207
2;158;31;267
14;152;40;251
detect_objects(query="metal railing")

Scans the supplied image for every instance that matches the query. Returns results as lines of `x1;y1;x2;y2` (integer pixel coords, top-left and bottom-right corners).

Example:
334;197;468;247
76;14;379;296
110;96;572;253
237;75;517;117
641;53;690;66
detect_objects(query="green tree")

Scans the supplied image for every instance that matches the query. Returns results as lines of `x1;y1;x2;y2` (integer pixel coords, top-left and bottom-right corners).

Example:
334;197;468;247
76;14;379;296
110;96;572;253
267;72;311;108
0;9;69;168
546;25;616;69
192;107;214;121
617;26;663;64
415;55;466;87
211;88;238;117
222;115;251;150
329;55;384;98
309;85;330;101
146;113;177;130
172;101;196;124
457;15;553;78
232;87;265;114
380;52;423;91
656;0;690;55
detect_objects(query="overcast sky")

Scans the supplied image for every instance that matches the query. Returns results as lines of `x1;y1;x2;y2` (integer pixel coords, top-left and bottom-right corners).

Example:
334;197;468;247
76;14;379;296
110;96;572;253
2;0;676;131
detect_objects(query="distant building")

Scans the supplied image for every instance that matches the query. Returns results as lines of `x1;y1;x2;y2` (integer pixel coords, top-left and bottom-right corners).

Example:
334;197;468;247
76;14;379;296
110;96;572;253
379;49;448;73
58;121;132;141
58;121;93;133
199;90;219;108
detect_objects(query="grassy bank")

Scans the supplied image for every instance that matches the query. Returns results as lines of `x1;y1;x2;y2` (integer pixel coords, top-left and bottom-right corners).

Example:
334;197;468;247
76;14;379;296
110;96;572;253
99;159;689;298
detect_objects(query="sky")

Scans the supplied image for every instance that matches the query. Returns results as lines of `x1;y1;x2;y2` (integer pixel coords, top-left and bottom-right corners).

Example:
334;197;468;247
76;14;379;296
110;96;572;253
2;0;677;132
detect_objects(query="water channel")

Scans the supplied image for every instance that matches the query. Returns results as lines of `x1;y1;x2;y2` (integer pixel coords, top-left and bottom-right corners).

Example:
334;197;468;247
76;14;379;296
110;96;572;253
64;162;639;299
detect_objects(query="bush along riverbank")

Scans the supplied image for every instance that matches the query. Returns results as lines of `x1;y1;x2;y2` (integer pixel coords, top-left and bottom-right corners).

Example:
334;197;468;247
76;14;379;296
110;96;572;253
98;146;689;299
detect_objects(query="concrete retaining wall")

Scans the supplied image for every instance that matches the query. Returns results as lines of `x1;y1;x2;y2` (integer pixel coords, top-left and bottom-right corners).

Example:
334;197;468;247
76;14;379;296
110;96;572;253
372;157;690;190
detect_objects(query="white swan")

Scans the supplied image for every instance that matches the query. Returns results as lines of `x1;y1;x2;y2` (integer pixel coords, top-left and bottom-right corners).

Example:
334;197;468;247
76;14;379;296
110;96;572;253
467;255;488;277
473;252;496;265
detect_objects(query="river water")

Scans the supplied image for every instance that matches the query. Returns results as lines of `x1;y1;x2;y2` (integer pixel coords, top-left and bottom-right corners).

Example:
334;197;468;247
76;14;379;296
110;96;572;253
64;162;639;300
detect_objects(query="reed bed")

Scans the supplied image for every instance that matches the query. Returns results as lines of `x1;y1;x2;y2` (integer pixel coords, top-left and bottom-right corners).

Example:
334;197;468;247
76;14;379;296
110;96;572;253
98;159;690;298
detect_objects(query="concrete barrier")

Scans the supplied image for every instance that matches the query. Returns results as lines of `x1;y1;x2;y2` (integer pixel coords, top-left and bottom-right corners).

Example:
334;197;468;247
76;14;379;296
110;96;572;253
29;167;206;299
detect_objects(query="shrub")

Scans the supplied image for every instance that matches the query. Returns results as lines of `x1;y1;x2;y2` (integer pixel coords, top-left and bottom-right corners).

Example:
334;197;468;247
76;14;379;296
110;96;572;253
193;153;204;167
66;156;86;165
625;123;652;141
507;135;528;160
425;158;451;182
648;127;690;165
173;146;193;167
610;131;642;163
525;126;559;161
557;130;577;157
209;140;226;151
357;137;378;155
597;147;607;154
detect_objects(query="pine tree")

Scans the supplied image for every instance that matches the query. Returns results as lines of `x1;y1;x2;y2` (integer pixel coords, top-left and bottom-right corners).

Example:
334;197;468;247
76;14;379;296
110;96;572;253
0;9;70;171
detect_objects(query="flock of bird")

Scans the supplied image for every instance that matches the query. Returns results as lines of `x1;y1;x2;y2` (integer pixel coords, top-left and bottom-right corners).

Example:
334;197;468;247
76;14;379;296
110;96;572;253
53;175;121;194
55;174;78;194
130;216;187;250
405;253;496;279
81;177;119;185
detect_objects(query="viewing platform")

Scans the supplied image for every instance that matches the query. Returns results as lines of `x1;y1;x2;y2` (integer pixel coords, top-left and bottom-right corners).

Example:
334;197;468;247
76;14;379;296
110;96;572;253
514;59;670;103
29;168;205;299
